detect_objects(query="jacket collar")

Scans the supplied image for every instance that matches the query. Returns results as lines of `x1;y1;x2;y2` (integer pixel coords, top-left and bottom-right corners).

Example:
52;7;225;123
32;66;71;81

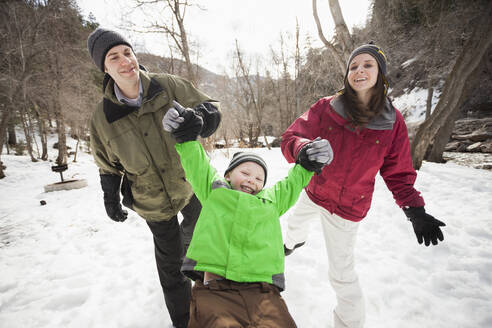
102;68;167;123
330;95;395;130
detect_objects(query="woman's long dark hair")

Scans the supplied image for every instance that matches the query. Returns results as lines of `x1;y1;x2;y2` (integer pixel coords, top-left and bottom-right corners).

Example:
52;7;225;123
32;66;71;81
339;73;386;127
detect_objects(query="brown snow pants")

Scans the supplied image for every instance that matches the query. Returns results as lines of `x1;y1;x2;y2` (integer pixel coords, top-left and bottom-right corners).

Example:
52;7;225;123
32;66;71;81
188;279;297;328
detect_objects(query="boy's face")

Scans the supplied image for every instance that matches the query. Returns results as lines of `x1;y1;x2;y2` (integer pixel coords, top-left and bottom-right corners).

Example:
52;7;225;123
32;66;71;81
225;162;265;195
104;44;139;86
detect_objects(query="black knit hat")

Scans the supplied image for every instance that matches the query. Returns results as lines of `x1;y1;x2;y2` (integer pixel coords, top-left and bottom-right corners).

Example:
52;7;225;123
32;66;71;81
224;152;268;186
345;42;389;92
347;42;387;76
87;28;133;72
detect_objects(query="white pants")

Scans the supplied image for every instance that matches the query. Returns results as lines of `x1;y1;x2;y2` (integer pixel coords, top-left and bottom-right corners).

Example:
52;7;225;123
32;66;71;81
285;191;365;328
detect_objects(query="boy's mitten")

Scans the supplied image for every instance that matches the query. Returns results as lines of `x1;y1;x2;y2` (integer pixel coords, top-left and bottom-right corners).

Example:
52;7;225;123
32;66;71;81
162;107;184;132
403;206;445;246
296;137;333;174
194;103;221;138
100;174;128;222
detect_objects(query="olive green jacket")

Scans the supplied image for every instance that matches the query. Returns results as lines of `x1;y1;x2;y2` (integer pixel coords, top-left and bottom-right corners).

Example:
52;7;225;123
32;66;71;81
90;70;218;221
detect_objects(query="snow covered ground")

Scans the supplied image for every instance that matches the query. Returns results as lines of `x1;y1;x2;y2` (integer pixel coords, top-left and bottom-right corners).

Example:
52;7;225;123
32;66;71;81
1;137;492;328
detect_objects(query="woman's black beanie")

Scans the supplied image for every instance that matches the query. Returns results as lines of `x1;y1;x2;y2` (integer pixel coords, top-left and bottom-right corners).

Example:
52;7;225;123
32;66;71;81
344;42;389;91
347;42;387;76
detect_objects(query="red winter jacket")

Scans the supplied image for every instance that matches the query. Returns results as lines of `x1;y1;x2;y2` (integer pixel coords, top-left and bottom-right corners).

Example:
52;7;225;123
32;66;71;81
281;96;425;222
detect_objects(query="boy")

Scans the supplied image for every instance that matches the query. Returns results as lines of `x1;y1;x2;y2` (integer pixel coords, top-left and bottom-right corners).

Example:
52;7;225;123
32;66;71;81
162;103;333;327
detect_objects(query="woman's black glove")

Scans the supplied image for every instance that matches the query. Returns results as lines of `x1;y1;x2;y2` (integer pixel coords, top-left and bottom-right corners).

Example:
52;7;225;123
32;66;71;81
403;206;445;246
162;101;203;142
100;174;128;222
296;137;333;174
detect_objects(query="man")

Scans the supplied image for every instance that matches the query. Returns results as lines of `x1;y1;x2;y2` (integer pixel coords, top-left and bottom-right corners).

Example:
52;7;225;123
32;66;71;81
87;27;221;328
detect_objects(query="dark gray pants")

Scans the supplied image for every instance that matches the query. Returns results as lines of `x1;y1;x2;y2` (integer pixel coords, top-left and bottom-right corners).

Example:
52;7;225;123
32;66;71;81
146;194;201;328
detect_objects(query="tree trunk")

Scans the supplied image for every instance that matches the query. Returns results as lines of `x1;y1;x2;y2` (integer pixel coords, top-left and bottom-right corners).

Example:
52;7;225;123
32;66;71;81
177;19;196;85
0;108;11;179
7;120;16;147
425;84;434;119
312;0;346;79
0;158;4;179
263;134;271;150
328;0;353;60
73;137;80;162
270;78;284;131
426;106;463;163
0;110;11;152
38;115;48;161
54;51;67;166
54;105;67;165
19;107;37;162
26;106;40;158
294;19;301;119
411;8;492;169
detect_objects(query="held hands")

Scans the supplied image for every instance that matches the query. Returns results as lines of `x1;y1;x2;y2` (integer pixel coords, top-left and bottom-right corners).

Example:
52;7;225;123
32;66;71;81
403;207;445;246
100;174;128;222
296;137;334;174
162;100;203;143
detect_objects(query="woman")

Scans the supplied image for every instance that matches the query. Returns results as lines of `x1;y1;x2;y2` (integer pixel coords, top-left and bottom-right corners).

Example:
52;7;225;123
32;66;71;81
280;43;446;328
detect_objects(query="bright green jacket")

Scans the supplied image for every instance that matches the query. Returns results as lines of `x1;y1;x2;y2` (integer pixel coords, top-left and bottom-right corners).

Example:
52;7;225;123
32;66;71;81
90;70;218;221
176;141;313;290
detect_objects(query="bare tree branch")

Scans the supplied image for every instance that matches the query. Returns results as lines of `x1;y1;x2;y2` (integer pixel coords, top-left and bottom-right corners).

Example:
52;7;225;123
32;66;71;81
312;0;346;77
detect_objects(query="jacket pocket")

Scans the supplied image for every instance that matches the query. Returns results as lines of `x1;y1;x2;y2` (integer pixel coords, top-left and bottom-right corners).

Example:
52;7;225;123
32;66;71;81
336;187;374;220
349;189;373;218
130;170;168;214
108;129;151;175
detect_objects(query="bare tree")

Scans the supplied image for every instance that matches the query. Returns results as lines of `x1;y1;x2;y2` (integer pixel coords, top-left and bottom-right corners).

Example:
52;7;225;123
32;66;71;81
233;40;268;147
312;0;350;79
327;0;354;59
131;0;200;84
411;7;492;169
0;0;46;176
294;19;302;119
269;33;293;133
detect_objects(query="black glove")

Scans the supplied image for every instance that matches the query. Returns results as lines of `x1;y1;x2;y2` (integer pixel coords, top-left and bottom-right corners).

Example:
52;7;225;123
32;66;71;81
403;206;445;246
172;107;204;142
100;174;128;222
194;103;221;138
296;138;332;174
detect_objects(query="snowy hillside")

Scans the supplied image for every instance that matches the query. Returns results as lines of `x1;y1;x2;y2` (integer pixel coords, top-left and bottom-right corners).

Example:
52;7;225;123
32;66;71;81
1;136;492;328
392;87;440;123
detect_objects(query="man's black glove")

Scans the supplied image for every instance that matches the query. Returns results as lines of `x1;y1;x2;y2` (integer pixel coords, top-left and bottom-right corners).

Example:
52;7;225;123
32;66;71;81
194;103;221;138
100;174;128;222
172;107;203;142
403;206;445;246
296;137;333;174
163;101;204;143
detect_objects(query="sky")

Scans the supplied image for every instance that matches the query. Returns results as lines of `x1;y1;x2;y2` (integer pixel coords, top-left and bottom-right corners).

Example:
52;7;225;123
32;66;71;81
76;0;372;74
1;126;492;327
